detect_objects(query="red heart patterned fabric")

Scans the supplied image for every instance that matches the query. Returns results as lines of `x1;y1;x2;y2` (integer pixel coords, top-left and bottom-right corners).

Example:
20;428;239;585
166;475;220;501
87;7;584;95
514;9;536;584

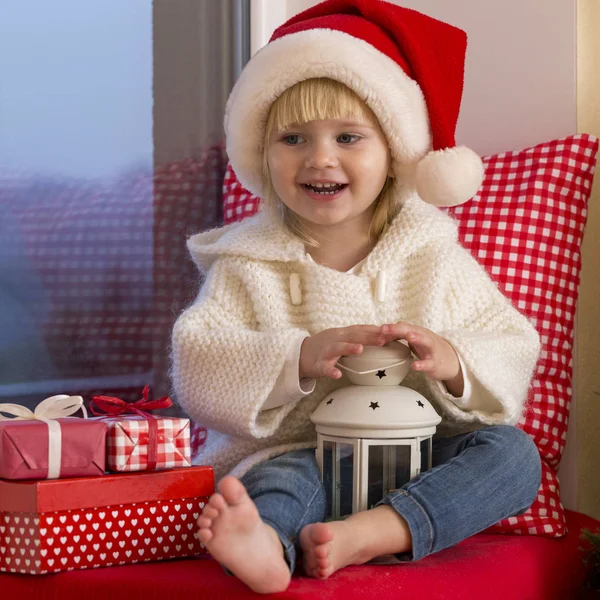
221;134;599;536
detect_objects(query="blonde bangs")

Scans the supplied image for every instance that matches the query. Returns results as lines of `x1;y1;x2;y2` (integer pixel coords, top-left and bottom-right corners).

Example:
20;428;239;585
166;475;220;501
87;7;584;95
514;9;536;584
267;78;374;135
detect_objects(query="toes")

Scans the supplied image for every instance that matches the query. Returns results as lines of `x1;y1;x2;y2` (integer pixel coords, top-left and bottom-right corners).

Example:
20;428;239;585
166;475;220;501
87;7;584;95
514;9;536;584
299;523;336;581
317;566;333;580
310;523;334;546
201;505;220;521
197;528;213;545
196;515;213;530
207;492;227;513
218;476;248;506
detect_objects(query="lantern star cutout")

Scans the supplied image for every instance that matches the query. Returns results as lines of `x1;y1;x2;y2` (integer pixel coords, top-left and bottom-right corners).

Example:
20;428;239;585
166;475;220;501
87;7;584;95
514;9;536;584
369;401;380;410
417;400;425;408
326;398;334;405
376;370;387;379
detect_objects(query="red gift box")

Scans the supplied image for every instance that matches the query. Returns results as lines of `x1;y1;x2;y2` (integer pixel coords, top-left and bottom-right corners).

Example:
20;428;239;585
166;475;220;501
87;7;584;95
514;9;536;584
0;419;107;480
0;466;214;574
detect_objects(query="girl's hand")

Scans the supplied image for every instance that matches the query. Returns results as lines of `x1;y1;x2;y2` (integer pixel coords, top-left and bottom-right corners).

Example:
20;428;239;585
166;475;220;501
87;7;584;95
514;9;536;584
299;325;387;380
382;322;464;395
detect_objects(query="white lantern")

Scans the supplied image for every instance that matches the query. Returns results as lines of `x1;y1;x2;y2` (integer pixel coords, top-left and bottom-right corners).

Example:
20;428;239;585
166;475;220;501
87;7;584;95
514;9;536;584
311;342;442;520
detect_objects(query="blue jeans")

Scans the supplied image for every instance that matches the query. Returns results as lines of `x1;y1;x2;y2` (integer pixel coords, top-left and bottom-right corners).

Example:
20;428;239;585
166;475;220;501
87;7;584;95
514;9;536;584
240;425;541;573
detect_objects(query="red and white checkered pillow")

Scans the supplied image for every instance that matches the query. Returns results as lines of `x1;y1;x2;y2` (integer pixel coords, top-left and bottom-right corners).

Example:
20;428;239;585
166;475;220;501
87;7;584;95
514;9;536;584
222;134;599;537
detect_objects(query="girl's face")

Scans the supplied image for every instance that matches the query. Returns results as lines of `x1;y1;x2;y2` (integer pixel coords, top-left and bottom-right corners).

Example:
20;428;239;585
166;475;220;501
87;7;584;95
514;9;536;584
266;116;392;234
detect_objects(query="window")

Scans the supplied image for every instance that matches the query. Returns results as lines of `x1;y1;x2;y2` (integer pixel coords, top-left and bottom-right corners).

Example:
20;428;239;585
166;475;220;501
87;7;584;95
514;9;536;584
0;1;249;412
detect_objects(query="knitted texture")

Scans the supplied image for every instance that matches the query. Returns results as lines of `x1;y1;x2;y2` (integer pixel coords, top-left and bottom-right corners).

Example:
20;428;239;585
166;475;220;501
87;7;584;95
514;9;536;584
171;194;540;480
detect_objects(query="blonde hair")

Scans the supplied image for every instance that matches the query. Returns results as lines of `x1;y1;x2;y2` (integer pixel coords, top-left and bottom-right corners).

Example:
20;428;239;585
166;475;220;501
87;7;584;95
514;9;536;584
262;78;396;247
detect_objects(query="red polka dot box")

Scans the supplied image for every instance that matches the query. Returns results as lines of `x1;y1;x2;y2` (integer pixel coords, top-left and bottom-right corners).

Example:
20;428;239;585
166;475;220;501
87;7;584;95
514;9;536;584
0;466;213;575
221;134;599;538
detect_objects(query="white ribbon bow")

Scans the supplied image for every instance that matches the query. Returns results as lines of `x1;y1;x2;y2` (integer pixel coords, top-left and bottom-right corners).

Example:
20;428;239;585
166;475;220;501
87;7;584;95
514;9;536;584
0;395;88;479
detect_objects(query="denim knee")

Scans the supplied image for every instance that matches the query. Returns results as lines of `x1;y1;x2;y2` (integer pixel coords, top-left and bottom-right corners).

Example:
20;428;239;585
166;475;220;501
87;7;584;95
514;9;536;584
380;424;542;561
479;425;541;511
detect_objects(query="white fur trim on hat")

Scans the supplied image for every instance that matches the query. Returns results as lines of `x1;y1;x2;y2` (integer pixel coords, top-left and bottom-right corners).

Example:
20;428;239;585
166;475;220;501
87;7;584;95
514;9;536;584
225;28;430;199
416;146;484;207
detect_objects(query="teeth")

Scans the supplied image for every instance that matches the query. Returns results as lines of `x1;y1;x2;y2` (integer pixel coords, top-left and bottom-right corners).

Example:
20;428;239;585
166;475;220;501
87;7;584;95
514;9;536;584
304;182;345;195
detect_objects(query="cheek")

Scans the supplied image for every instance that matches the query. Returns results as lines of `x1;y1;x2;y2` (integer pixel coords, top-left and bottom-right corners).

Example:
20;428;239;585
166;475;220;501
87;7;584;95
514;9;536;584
267;153;292;188
355;151;391;185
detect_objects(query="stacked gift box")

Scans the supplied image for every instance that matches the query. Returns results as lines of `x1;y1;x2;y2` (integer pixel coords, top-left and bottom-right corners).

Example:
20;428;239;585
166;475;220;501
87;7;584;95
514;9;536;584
0;387;213;575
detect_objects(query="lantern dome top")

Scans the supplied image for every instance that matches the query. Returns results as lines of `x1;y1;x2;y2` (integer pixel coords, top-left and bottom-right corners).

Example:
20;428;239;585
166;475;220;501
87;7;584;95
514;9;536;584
310;385;442;439
337;342;413;386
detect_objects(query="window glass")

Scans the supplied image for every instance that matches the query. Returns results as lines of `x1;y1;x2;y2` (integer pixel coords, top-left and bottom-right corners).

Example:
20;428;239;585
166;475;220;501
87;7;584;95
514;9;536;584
0;1;245;412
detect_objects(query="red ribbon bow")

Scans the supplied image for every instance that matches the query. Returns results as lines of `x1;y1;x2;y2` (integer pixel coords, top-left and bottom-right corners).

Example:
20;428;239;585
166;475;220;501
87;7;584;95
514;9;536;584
90;385;172;417
90;386;173;472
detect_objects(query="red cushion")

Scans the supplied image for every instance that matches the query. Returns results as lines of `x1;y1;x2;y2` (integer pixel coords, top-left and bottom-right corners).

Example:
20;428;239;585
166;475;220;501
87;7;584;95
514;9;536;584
1;509;596;599
220;134;599;537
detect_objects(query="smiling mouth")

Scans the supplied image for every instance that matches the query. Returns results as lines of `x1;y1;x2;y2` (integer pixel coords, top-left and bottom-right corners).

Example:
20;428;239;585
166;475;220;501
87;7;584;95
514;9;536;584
301;183;348;195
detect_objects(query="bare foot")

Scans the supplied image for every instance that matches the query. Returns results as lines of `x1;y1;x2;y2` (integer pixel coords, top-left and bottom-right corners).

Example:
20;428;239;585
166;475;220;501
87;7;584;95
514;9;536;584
299;521;361;579
197;476;291;594
300;506;412;579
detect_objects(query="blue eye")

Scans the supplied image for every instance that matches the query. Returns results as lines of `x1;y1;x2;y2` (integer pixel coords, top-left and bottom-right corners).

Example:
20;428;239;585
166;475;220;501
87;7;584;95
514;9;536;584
337;133;359;144
283;134;303;145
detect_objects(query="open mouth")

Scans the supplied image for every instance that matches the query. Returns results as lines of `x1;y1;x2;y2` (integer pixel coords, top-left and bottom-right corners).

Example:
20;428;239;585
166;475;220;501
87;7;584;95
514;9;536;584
302;183;348;195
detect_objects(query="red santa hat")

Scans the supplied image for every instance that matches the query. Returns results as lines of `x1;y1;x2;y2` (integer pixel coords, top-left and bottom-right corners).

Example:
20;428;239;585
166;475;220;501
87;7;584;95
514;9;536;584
224;0;484;207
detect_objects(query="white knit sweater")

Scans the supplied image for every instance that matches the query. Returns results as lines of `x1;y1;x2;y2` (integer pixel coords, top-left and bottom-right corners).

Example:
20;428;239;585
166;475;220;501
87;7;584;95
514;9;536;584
171;194;541;480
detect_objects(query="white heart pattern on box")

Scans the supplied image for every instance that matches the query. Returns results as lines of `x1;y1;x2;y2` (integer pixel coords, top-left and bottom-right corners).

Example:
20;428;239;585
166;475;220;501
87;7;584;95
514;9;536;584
0;498;207;575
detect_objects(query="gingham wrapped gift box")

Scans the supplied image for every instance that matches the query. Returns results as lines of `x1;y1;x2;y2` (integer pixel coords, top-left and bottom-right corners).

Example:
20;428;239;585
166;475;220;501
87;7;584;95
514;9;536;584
89;387;192;473
0;466;213;575
101;415;192;473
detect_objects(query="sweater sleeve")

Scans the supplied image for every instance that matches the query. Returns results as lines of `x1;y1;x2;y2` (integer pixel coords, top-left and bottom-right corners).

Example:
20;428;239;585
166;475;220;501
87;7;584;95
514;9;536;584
171;259;311;440
424;243;541;426
262;332;316;410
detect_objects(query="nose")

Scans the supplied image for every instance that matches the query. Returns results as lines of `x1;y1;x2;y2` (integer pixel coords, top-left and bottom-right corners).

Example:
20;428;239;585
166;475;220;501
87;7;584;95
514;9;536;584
304;140;339;170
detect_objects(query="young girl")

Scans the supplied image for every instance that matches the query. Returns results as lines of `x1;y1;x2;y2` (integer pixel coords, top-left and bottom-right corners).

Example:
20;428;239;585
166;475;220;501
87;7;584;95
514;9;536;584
171;0;542;594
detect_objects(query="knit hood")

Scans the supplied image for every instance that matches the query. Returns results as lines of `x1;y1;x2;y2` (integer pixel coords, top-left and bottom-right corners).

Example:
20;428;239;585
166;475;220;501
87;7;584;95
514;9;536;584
187;194;458;277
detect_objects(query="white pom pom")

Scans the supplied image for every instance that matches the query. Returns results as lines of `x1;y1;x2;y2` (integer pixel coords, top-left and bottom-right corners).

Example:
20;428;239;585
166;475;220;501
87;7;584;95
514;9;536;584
415;146;484;207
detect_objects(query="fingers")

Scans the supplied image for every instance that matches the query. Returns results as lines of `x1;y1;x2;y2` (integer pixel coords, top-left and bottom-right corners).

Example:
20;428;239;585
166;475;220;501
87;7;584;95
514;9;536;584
381;321;424;341
317;339;372;379
317;342;363;379
339;326;386;347
314;359;343;379
383;323;459;381
412;358;436;373
381;322;434;357
342;324;384;335
325;341;363;359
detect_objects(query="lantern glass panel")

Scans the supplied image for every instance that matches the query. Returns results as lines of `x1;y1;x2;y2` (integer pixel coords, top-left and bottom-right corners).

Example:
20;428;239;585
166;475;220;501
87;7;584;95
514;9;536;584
323;440;355;520
393;444;412;489
367;444;412;509
420;438;432;473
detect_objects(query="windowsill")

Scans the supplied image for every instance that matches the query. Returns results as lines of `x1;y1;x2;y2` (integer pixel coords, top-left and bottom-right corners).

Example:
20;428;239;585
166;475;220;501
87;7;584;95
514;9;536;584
0;372;153;398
